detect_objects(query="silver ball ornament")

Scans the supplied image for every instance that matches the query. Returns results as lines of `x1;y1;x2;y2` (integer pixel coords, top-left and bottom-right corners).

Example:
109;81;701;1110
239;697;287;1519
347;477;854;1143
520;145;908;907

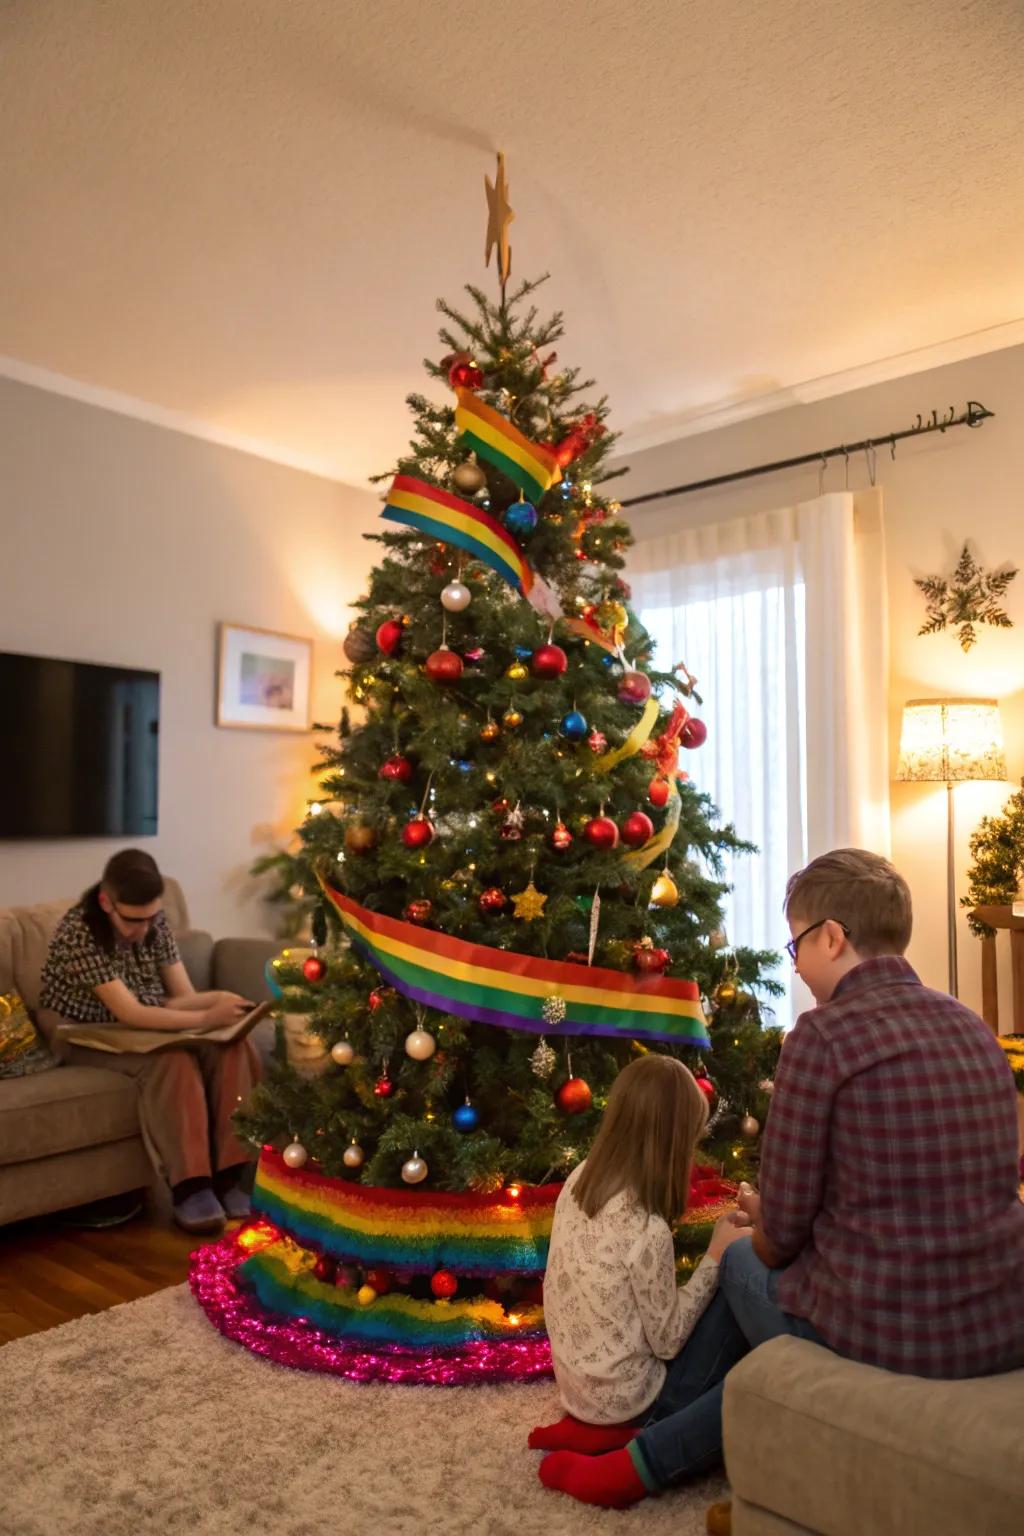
404;1028;436;1061
331;1040;354;1066
343;1141;365;1169
283;1141;308;1169
452;458;486;494
441;580;472;613
401;1151;429;1184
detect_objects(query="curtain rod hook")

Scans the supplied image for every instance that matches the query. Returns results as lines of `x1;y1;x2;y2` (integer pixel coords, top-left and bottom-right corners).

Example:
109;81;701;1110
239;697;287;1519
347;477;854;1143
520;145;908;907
818;452;828;497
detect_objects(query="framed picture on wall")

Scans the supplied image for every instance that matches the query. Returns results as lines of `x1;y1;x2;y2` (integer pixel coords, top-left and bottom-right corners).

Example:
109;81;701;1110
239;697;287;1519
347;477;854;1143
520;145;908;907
216;623;312;732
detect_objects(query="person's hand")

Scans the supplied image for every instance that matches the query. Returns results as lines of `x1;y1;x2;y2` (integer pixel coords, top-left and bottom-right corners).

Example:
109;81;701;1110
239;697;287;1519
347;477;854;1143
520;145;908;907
215;990;253;1009
737;1181;762;1227
707;1210;751;1261
203;996;250;1030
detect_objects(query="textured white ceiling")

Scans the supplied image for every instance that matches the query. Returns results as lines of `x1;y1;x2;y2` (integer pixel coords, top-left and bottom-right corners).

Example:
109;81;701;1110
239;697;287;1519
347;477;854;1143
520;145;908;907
3;0;1024;483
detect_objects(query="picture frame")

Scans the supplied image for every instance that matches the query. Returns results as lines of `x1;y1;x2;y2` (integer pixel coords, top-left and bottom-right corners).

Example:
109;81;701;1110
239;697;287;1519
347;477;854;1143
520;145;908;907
216;622;312;732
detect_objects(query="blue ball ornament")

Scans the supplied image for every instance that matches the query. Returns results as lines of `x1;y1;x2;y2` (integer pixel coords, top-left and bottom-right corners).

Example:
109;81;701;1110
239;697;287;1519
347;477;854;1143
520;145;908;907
514;644;534;661
453;1101;481;1133
503;500;538;538
560;709;589;740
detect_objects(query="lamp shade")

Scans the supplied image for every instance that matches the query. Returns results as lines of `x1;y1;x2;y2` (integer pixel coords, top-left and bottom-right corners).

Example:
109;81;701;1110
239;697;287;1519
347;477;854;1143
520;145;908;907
895;698;1007;784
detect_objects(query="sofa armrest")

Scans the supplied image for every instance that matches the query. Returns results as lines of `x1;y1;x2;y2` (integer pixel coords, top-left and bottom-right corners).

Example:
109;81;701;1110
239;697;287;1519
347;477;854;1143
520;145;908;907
211;937;279;1002
175;929;214;992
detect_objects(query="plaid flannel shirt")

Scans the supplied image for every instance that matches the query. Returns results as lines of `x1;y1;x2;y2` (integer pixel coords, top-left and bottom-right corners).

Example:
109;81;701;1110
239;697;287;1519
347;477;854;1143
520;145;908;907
760;956;1024;1378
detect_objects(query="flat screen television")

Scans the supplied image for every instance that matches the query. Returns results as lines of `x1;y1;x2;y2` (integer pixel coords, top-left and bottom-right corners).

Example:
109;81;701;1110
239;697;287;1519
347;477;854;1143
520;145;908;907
0;651;160;838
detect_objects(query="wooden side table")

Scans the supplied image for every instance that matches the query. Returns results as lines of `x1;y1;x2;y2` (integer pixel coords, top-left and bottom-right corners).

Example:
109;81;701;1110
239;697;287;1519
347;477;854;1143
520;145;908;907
970;905;1024;1035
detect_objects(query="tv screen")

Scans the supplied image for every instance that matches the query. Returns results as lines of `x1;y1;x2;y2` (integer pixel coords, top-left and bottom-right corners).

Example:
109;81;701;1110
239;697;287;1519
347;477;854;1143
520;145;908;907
0;652;160;838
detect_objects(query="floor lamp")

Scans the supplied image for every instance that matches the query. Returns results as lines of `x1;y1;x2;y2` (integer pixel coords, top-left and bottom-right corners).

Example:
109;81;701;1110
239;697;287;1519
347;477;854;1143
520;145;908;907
895;698;1007;997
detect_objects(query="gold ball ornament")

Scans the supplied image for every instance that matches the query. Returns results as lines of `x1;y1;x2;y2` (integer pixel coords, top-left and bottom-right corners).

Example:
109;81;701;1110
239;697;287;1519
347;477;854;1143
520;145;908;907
331;1040;354;1066
357;1284;378;1306
452;456;487;495
505;660;529;680
342;1141;365;1169
502;708;524;729
714;980;738;1006
480;720;500;743
740;1114;761;1139
649;871;679;908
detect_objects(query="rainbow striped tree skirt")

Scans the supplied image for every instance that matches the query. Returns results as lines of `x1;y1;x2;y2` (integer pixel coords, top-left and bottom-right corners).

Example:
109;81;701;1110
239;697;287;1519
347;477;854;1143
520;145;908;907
190;1147;734;1385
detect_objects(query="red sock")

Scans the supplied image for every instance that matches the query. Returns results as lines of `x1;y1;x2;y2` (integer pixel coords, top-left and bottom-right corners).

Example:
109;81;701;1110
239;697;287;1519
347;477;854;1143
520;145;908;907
528;1414;637;1453
539;1447;648;1508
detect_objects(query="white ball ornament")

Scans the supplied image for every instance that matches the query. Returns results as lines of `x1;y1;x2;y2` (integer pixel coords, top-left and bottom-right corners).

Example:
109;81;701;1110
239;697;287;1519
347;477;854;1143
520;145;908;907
343;1141;365;1169
404;1028;436;1061
331;1040;354;1066
283;1141;308;1169
441;580;472;613
401;1151;429;1184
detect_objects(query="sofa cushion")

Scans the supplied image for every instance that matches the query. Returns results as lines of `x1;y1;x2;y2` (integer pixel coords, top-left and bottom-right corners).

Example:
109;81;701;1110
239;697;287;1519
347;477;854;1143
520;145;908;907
724;1336;1024;1536
0;877;190;1009
0;1063;140;1164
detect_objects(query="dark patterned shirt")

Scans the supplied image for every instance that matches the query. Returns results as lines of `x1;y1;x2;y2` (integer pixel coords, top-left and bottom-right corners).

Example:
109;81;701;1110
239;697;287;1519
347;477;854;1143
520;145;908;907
39;903;180;1023
760;956;1024;1379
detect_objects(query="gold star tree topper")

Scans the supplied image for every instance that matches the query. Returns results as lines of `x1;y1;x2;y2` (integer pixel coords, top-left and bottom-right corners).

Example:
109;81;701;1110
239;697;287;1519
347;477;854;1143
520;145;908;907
484;152;515;286
511;881;547;922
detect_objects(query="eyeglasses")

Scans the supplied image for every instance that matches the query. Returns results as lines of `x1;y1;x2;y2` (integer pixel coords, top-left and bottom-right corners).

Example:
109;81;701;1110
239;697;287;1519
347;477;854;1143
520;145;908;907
785;918;850;963
111;904;163;929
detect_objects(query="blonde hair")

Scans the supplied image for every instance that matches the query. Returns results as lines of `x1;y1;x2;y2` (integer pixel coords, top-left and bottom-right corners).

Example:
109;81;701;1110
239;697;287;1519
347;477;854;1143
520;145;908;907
785;847;912;955
572;1055;708;1226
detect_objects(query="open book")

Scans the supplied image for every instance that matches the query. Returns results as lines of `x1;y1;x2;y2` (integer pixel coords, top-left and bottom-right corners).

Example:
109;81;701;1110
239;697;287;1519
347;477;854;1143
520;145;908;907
57;1000;273;1055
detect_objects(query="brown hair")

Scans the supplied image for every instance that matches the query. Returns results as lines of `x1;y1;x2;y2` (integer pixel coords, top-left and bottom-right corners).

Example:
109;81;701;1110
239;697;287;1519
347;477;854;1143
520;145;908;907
82;849;165;952
785;847;912;955
572;1055;708;1226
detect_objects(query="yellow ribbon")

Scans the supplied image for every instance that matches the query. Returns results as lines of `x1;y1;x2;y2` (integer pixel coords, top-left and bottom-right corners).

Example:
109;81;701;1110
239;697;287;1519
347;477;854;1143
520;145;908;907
623;777;682;870
593;695;660;773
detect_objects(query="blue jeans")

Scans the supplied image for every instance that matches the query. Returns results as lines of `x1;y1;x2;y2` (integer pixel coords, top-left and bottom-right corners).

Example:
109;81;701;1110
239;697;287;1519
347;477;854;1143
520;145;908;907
631;1238;828;1491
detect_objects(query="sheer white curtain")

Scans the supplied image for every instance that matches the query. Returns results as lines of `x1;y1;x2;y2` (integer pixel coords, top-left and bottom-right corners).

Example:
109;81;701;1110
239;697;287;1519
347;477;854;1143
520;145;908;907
629;489;889;1026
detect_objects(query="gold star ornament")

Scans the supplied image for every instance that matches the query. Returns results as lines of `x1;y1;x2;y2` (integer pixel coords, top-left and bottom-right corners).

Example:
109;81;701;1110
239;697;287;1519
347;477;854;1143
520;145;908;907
511;880;547;922
484;151;515;285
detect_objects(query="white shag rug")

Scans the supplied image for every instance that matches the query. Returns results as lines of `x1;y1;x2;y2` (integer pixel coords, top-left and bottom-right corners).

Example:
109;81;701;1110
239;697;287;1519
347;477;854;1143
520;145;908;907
1;1284;727;1536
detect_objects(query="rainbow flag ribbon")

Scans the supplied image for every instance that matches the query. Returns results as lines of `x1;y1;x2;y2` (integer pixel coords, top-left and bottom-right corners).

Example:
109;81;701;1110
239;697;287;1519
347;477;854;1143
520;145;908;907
455;388;561;501
252;1149;558;1274
381;475;533;596
321;882;710;1047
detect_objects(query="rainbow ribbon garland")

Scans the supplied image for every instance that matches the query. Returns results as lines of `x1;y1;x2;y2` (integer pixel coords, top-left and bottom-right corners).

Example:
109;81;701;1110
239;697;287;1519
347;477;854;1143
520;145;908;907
381;475;534;596
321;882;710;1047
252;1148;558;1274
455;388;561;501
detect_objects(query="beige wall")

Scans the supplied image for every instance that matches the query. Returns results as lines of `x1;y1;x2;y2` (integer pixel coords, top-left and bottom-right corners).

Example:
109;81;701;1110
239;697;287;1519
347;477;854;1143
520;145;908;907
0;378;378;936
623;345;1024;1020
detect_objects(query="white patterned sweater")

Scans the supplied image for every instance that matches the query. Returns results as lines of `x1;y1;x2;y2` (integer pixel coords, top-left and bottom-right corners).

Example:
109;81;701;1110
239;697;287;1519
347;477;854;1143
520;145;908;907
542;1161;719;1424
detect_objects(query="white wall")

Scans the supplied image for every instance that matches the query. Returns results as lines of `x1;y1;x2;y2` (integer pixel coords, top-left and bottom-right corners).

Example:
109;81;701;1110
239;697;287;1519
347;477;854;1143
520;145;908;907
0;378;378;936
623;345;1024;1021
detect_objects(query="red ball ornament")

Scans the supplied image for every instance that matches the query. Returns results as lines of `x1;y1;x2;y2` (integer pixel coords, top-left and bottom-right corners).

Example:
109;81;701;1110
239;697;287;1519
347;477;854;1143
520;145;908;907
649;778;670;808
621;811;654;848
368;987;389;1012
401;816;435;849
403;899;433;925
531;643;568;679
680;717;708;749
425;647;464;683
555;1077;593;1115
313;1254;337;1284
633;939;671;975
380;754;414;784
583;815;619;850
447;357;483;391
478;886;507;915
375;619;404;656
617;669;652;705
373;1074;394;1098
302;955;327;983
365;1267;392;1294
588;730;607;754
430;1269;458;1299
694;1075;716;1103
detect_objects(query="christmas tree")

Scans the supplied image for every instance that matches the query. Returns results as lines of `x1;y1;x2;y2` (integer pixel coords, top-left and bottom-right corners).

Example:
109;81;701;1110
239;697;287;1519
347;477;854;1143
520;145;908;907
194;159;782;1383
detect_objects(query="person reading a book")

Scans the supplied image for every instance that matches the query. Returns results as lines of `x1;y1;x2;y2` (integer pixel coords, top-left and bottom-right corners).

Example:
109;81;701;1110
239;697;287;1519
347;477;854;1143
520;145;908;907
39;849;262;1234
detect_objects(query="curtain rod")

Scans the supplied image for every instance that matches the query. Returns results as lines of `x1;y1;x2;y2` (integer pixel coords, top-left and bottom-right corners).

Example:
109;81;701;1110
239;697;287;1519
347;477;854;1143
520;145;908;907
620;401;995;508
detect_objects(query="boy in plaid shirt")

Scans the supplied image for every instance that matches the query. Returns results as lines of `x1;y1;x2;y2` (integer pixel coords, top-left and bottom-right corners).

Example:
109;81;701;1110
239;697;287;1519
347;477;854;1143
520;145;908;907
539;849;1024;1511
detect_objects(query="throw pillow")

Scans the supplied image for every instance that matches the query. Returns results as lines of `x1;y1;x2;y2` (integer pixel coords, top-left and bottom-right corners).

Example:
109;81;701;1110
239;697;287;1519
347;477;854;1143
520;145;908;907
0;992;58;1077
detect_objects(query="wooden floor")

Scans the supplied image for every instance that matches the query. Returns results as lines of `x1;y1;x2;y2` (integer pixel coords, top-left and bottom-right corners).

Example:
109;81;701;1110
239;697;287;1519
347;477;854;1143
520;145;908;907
0;1212;223;1344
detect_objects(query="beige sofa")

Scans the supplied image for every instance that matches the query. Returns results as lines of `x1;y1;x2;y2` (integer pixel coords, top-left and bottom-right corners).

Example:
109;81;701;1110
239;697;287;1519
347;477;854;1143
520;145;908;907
724;1335;1024;1534
0;879;278;1226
